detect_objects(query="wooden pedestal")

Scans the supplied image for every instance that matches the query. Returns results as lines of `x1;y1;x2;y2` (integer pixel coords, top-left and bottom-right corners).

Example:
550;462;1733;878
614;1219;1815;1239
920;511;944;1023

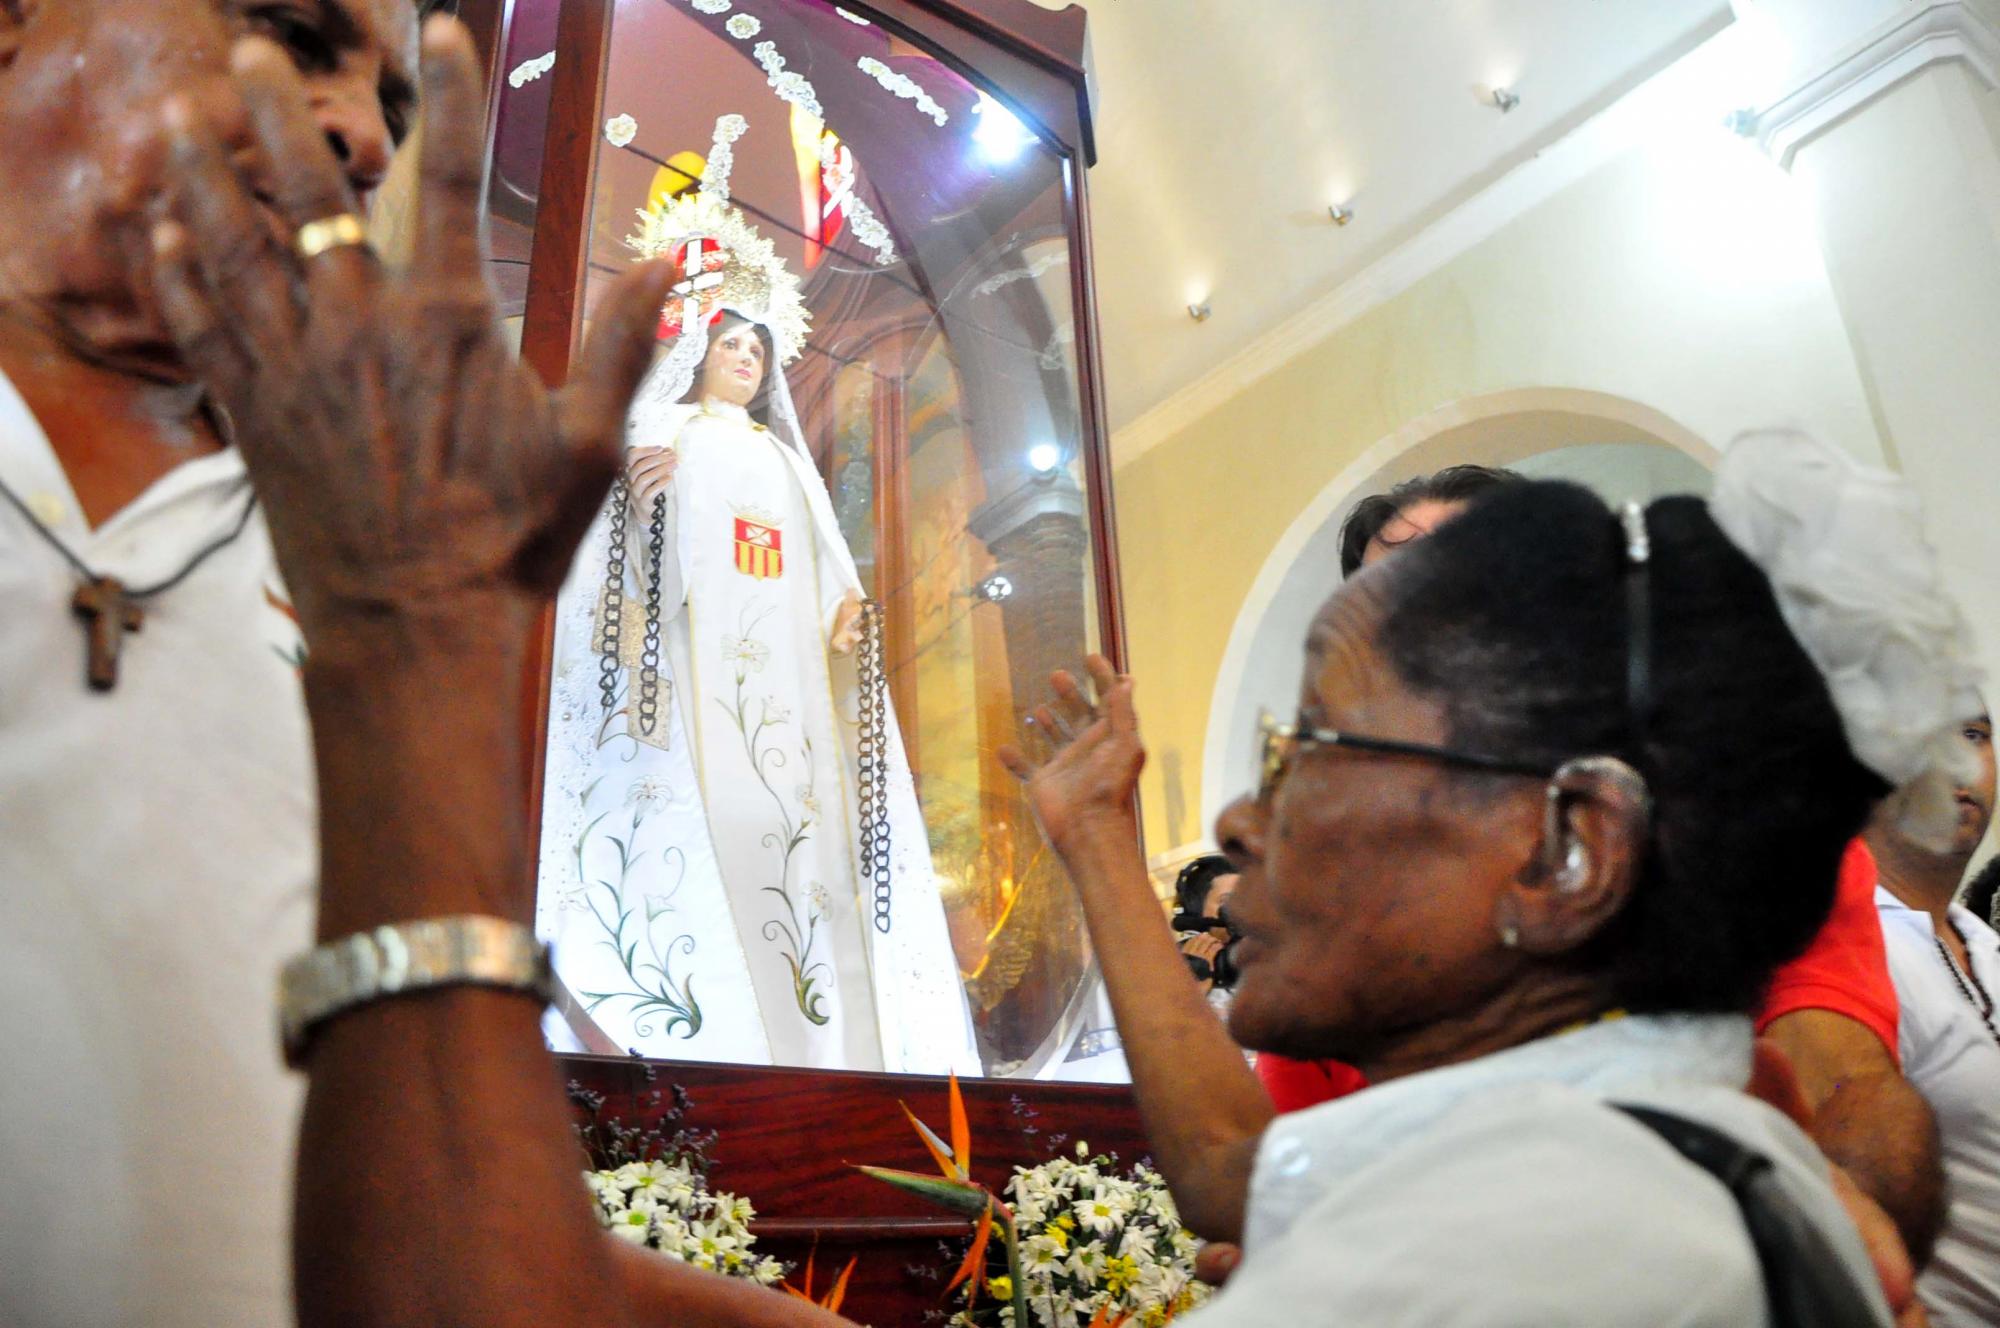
561;1056;1144;1323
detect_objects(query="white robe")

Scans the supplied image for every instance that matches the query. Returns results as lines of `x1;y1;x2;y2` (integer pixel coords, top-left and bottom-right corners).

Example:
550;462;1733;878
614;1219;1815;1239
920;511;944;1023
539;399;978;1074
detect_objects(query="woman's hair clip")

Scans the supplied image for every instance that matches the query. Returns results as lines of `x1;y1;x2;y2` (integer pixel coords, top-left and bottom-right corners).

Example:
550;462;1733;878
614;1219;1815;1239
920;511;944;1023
1619;501;1651;565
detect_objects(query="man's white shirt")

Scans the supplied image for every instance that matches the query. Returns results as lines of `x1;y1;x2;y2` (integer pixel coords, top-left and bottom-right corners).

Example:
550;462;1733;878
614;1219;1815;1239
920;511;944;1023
0;369;313;1328
1878;886;2000;1328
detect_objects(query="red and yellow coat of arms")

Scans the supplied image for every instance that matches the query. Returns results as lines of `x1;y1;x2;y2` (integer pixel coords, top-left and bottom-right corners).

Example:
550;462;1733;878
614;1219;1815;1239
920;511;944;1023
733;516;784;580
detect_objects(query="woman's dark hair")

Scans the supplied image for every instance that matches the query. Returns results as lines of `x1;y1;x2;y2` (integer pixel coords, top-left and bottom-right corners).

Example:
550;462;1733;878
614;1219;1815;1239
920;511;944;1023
1375;480;1888;1015
1174;854;1236;919
1338;464;1523;578
680;312;777;419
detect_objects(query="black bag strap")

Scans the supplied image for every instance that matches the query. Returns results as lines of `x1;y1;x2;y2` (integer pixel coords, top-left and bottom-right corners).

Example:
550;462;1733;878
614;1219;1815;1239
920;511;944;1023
1614;1104;1883;1328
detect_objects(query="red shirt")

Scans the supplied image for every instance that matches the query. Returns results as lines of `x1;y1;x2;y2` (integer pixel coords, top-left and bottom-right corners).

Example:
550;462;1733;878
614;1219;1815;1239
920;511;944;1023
1255;837;1899;1111
1754;838;1899;1062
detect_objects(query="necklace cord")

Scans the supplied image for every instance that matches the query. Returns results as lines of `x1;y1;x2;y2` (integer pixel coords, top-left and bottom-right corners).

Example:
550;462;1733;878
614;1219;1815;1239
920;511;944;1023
0;470;260;599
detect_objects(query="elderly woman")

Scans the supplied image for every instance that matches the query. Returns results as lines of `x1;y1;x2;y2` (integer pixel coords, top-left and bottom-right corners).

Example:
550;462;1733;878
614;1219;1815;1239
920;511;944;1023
1002;447;1976;1325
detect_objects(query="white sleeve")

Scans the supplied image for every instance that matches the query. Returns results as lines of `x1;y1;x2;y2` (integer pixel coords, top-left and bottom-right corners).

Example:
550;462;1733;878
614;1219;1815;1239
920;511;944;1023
1187;1094;1784;1327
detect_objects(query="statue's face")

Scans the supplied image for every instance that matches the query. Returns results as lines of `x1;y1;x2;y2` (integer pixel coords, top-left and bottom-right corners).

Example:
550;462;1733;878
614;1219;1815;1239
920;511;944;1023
700;322;767;408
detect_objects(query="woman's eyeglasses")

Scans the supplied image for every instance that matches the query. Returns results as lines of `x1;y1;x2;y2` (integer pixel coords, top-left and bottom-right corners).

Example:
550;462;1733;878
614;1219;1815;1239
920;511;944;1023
1255;710;1553;804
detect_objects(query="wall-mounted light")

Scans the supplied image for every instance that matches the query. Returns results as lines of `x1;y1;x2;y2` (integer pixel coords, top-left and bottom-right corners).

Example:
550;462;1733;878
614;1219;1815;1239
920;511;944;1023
972;574;1015;604
1327;203;1354;226
1027;443;1063;474
1186;301;1213;323
1489;86;1521;113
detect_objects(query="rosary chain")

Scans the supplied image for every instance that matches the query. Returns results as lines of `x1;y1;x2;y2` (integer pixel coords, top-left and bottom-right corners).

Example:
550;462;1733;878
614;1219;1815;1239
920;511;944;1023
598;478;629;713
638;494;668;736
1934;933;2000;1048
855;599;894;934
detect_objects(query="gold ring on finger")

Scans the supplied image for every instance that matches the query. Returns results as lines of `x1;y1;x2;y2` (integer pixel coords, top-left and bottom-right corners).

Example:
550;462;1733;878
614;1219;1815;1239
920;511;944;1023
295;213;371;261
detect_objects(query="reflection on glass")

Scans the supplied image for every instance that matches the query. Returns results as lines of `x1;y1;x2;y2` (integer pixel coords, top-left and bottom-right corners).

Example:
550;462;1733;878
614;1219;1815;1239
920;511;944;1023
486;0;563;319
535;0;1108;1079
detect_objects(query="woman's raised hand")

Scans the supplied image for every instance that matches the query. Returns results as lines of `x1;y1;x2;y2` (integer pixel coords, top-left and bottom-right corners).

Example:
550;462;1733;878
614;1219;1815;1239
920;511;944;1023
147;18;679;666
998;654;1145;854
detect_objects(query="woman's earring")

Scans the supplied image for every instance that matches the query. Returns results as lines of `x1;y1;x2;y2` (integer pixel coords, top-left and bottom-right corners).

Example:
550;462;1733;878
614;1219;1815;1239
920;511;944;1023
1499;923;1521;949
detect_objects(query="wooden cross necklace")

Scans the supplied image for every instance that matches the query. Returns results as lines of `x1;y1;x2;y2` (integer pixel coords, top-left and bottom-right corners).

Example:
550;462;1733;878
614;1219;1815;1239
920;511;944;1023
0;472;260;691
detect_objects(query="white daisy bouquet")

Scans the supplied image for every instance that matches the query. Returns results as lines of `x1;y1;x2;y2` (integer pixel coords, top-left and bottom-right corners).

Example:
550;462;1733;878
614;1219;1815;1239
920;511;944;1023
857;1078;1209;1328
972;1142;1209;1328
585;1156;786;1284
570;1077;786;1286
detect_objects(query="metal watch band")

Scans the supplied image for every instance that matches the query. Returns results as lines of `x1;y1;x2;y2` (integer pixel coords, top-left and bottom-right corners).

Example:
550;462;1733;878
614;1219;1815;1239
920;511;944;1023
278;915;554;1067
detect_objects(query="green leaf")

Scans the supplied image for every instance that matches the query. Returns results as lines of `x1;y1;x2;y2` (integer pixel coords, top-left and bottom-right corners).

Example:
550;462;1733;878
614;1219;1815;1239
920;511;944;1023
850;1166;995;1217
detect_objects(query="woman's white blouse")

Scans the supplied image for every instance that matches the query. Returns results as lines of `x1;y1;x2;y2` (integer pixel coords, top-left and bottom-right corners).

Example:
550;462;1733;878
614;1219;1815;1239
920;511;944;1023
1186;1014;1890;1326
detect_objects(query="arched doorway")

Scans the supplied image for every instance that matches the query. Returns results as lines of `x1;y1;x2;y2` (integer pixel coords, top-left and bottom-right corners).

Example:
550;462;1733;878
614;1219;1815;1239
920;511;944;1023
1195;388;1718;839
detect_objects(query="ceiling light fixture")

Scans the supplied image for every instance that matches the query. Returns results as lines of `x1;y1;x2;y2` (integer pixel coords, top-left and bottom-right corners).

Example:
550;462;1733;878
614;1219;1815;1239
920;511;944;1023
1027;443;1063;474
1186;301;1212;323
1489;86;1520;113
1328;203;1354;226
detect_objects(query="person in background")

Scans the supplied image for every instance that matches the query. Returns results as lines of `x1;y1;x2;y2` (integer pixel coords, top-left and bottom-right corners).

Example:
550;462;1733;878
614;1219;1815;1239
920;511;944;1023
1173;853;1240;997
1870;711;2000;1327
1337;462;1521;577
0;2;423;1324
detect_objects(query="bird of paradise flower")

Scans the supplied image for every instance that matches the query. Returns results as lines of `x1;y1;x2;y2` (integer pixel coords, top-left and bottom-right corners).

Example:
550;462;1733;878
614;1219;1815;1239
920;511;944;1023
853;1075;1029;1326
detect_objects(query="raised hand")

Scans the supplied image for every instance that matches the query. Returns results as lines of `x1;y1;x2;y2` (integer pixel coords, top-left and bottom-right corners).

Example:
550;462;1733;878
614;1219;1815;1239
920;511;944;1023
146;18;678;666
997;654;1144;854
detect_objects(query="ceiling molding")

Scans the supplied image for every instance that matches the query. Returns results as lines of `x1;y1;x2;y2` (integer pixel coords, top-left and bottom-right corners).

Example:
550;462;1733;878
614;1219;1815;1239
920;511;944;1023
1106;32;1727;471
1756;0;2000;168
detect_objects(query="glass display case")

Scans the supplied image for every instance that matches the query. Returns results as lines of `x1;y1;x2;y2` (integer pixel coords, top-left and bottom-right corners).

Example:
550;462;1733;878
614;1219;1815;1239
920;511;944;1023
477;0;1123;1079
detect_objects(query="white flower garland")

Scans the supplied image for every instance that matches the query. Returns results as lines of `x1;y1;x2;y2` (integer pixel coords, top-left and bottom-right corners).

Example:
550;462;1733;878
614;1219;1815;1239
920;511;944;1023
691;0;732;13
818;135;898;267
857;55;948;126
604;113;639;148
704;113;749;201
507;50;554;88
752;40;825;120
725;13;761;39
974;252;1068;299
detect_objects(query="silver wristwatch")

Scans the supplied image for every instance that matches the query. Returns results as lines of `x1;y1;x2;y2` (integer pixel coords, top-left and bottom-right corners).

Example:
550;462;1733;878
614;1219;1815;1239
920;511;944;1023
278;915;555;1067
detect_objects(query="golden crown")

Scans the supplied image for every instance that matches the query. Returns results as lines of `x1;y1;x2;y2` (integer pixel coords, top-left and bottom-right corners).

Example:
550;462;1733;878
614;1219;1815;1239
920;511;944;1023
627;191;812;365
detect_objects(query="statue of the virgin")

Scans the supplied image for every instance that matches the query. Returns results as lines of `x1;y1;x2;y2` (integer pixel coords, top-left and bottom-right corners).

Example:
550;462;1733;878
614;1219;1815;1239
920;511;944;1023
537;115;977;1074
